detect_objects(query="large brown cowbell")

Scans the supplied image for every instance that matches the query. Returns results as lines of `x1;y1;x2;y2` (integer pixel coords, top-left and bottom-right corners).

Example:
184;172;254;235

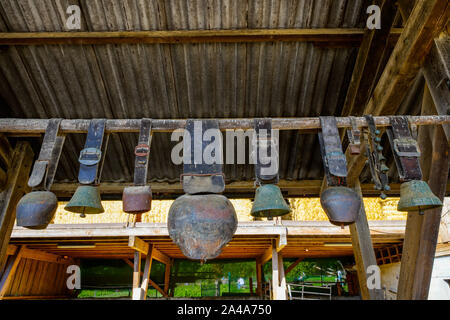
320;187;362;227
168;194;237;262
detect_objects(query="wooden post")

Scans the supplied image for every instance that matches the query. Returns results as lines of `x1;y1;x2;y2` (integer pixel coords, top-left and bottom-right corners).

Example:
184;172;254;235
0;142;33;273
256;258;262;297
132;251;141;300
249;277;253;295
271;240;279;300
398;85;450;299
278;253;287;300
164;259;172;294
139;244;154;300
412;125;449;299
349;179;384;300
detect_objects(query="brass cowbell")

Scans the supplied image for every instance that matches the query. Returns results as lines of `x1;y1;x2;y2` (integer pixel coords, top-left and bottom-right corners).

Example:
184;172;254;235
397;180;442;214
251;184;291;218
65;185;104;217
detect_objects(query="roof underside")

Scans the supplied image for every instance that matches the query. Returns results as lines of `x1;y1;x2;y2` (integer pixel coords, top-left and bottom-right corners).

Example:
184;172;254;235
0;0;423;198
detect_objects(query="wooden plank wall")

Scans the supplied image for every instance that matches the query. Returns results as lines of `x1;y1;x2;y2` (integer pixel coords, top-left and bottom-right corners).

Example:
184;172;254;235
2;257;72;299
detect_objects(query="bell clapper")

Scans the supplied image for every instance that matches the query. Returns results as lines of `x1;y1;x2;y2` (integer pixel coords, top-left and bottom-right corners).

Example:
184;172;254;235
80;208;86;218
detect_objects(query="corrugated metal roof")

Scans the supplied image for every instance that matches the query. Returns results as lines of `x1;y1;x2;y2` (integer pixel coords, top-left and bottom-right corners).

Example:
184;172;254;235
0;0;421;192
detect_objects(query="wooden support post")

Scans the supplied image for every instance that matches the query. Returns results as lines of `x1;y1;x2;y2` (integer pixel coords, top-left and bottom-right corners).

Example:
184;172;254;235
132;251;141;300
249;277;254;295
256;258;262;297
412;125;449;299
0;245;24;298
0;142;33;273
349;180;384;300
140;244;154;300
164;259;172;294
271;240;279;300
278;253;287;300
398;85;450;299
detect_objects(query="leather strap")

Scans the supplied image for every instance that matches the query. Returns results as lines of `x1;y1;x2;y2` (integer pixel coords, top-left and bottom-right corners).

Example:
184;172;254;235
28;118;65;191
182;119;225;194
387;116;422;182
133;119;152;186
318;116;347;186
254;118;279;184
78;119;107;185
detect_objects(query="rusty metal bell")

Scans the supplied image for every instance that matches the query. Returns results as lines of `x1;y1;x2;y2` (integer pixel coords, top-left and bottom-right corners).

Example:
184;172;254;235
16;191;58;229
122;185;152;214
168;194;237;261
65;185;104;217
251;184;291;218
320;187;362;227
397;180;442;212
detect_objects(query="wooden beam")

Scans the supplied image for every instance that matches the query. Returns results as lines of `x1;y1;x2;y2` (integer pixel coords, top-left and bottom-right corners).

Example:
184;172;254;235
366;0;450;116
256;258;262;297
340;0;398;117
11;220;407;239
412;125;449;299
0;246;24;298
271;240;279;300
139;244;154;300
128;236;149;255
51;180;433;198
0;28;402;46
259;230;287;265
152;248;171;266
1;116;448;136
345;0;450;182
21;247;73;264
148;278;168;298
285;258;304;276
164;260;172;294
125;257;169;299
128;236;170;265
349;180;384;300
277;253;287;300
131;252;141;300
422;37;450;142
0;142;34;274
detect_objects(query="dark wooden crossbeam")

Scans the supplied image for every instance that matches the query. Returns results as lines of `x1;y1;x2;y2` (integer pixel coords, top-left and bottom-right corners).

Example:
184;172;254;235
0;116;447;135
0;28;402;47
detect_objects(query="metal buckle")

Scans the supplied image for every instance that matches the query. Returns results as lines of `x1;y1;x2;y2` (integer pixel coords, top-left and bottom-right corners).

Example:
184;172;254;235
135;144;150;157
393;138;421;158
79;147;102;166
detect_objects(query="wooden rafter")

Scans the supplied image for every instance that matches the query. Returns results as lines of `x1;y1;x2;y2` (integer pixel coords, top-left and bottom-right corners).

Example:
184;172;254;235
345;0;450;183
0;28;402;47
0;142;34;274
340;0;398;117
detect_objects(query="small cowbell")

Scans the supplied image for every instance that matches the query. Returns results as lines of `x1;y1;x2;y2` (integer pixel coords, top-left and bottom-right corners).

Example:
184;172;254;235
65;185;104;217
251;184;291;218
16;191;58;229
397;180;442;213
320;187;362;227
122;185;152;214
